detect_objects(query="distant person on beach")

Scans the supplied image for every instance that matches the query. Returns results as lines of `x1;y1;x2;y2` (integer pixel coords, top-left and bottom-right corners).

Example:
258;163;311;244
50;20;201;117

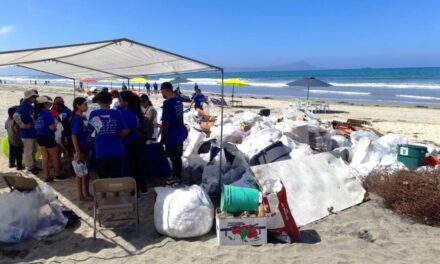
194;83;199;90
5;106;23;170
14;89;40;174
80;82;83;90
34;96;64;182
86;87;98;105
88;91;129;179
145;82;151;95
71;97;93;201
119;91;146;193
160;82;186;185
190;88;208;111
34;80;37;85
122;82;128;91
153;82;158;94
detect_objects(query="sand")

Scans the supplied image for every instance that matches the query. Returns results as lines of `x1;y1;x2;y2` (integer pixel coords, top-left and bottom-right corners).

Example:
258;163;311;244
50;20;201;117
1;84;440;264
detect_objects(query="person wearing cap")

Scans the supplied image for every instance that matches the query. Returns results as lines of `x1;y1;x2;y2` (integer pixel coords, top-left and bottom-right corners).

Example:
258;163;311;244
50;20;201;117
34;96;64;182
160;82;186;185
13;89;41;174
86;87;98;105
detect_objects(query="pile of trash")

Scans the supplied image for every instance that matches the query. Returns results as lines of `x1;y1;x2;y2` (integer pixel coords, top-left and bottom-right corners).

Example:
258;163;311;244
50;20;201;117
154;106;439;244
0;181;68;243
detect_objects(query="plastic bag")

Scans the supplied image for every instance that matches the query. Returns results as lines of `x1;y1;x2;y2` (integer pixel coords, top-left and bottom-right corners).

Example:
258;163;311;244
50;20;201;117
261;179;300;243
154;185;214;238
183;129;206;158
72;160;88;177
0;186;67;243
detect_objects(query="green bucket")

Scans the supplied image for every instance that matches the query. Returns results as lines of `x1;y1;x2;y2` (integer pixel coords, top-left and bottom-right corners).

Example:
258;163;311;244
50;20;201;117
221;185;260;214
397;144;428;169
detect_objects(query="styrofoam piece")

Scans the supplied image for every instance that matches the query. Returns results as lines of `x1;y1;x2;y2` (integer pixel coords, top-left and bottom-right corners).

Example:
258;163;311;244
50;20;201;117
251;153;366;226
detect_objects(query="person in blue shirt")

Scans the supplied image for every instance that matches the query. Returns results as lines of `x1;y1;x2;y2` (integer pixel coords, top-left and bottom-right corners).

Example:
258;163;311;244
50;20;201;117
34;96;63;182
13;89;41;174
88;91;129;179
153;82;158;95
190;88;208;110
119;91;147;193
71;97;93;201
194;83;199;90
160;82;186;184
145;82;151;96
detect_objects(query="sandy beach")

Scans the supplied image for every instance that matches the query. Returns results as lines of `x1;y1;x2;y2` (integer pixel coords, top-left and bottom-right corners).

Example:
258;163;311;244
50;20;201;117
1;84;440;264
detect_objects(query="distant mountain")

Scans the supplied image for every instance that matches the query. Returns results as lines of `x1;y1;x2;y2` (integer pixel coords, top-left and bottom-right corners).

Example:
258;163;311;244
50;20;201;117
226;61;321;72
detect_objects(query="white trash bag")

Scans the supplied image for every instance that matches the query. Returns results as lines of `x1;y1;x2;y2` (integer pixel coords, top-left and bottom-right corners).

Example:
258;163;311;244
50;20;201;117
154;185;214;238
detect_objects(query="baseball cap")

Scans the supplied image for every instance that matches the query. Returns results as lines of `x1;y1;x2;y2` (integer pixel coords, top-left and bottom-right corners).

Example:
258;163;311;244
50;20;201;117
90;87;98;93
140;94;149;102
49;110;59;119
36;96;53;104
24;89;39;99
54;97;65;105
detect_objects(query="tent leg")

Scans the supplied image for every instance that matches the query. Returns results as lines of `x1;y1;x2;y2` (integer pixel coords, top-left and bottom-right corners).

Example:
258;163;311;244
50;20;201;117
218;69;225;194
73;80;76;98
307;85;310;101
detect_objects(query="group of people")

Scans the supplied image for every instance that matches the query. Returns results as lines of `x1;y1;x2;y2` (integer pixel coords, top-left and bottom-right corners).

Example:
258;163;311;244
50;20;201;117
6;82;186;200
144;82;159;96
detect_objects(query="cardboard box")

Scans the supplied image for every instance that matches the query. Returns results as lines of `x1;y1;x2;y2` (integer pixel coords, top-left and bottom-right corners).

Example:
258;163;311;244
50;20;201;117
216;210;267;246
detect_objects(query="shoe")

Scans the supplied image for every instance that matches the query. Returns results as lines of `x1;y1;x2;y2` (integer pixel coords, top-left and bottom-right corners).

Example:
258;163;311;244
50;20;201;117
32;166;42;172
53;174;69;181
140;188;148;195
166;177;177;186
9;164;16;168
44;177;54;183
30;167;41;174
16;166;24;171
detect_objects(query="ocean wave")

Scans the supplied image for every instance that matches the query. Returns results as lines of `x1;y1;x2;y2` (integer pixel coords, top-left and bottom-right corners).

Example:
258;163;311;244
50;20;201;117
308;89;371;96
396;94;440;101
330;82;440;90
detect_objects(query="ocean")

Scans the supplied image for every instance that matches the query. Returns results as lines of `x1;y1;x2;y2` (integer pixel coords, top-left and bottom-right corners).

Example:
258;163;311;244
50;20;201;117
2;67;440;107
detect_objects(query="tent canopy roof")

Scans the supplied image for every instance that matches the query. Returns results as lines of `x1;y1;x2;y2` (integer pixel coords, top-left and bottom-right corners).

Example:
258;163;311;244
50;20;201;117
0;38;222;80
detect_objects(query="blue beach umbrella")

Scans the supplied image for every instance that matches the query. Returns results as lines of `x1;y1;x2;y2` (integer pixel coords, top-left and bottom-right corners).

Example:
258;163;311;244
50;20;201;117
287;77;332;100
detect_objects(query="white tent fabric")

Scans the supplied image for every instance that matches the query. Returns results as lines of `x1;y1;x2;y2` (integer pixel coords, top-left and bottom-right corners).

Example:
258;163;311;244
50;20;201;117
0;38;221;80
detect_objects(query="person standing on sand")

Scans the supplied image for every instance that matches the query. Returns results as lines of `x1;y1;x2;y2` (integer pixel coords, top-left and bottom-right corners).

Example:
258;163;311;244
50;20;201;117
153;82;158;95
71;97;93;201
160;82;186;185
5;106;23;170
13;89;41;174
34;96;65;182
88;91;129;179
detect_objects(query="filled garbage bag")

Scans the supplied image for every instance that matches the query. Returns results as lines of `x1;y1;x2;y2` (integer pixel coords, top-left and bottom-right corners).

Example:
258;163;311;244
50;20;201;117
0;185;67;243
154;185;214;238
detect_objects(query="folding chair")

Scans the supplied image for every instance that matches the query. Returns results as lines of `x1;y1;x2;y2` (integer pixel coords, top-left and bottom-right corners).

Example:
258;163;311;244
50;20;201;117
210;97;229;107
2;173;38;192
92;177;139;239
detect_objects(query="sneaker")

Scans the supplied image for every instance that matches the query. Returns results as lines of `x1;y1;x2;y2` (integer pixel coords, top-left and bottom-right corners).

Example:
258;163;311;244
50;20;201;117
166;177;177;186
9;164;16;168
53;174;69;181
33;166;42;171
16;166;24;171
140;188;148;195
30;167;41;174
44;177;54;183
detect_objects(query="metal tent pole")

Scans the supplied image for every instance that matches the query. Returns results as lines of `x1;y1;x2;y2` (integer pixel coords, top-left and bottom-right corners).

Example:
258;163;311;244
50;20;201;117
218;69;225;186
73;79;76;98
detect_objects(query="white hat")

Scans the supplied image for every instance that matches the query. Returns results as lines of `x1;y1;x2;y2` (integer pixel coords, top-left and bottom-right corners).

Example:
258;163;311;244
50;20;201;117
24;89;38;99
90;87;98;93
36;96;53;104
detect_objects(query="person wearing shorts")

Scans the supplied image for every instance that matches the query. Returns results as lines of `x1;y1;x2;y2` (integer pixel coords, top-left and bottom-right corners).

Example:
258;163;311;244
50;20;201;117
34;96;63;182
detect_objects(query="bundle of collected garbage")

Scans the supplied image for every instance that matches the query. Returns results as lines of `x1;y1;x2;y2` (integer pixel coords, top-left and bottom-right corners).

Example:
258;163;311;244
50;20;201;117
153;106;438;242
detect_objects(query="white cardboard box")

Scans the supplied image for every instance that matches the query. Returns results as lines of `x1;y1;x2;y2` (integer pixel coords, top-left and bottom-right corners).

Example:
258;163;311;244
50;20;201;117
216;210;267;246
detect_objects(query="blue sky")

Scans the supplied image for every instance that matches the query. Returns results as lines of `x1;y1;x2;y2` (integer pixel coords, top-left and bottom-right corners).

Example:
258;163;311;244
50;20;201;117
1;0;440;69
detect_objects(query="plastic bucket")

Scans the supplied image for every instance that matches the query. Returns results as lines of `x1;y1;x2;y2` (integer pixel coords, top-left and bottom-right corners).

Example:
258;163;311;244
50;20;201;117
221;185;259;214
397;144;428;169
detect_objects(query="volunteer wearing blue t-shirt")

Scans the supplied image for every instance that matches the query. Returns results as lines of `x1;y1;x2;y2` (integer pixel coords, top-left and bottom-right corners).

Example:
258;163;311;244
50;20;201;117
153;82;158;94
190;88;207;110
160;82;186;184
119;91;147;193
88;91;129;179
34;96;62;182
71;97;93;201
13;89;40;173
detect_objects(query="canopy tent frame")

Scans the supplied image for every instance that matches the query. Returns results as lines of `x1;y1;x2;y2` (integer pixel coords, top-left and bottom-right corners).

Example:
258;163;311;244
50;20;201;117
0;38;225;182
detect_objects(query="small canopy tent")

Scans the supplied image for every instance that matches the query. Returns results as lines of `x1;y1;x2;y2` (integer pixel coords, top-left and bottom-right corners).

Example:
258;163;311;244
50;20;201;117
0;38;226;177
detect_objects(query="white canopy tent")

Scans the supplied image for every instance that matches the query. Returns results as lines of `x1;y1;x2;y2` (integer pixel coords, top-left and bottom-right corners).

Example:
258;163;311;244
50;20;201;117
0;38;226;180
